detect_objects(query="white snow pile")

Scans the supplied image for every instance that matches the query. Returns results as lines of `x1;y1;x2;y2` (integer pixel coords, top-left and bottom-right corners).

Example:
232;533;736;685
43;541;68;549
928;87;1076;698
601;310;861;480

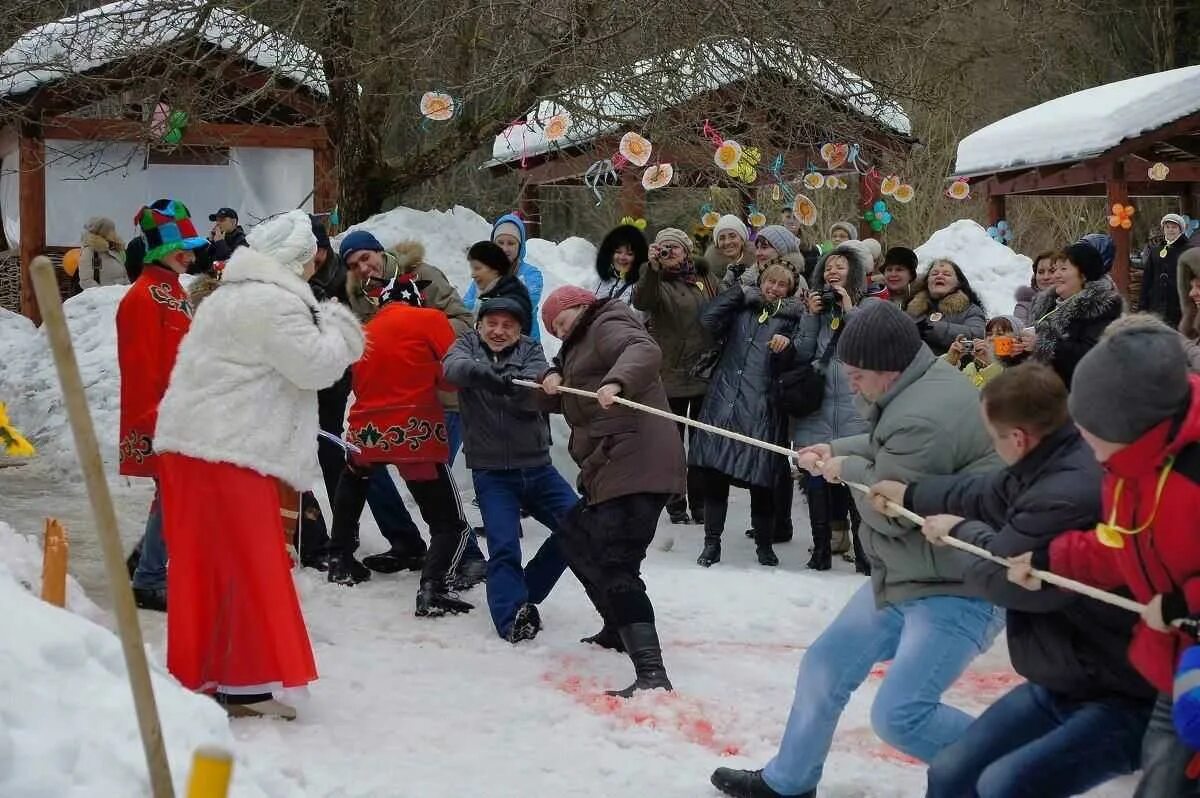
914;220;1031;318
955;64;1200;175
0;521;294;797
0;0;325;97
0;520;106;626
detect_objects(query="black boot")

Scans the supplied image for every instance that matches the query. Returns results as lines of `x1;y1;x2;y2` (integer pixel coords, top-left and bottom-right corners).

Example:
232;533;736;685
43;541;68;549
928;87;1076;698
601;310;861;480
580;625;626;652
507;603;542;643
696;535;721;567
415;579;474;617
606;622;672;698
327;553;371;585
132;587;167;612
125;544;142;578
452;557;488;590
754;524;779;566
362;544;426;573
806;524;832;571
711;768;811;797
667;497;690;525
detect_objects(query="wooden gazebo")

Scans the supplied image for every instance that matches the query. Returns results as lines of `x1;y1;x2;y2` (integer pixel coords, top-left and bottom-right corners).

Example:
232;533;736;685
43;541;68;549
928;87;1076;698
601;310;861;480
952;65;1200;295
483;41;918;237
0;1;336;324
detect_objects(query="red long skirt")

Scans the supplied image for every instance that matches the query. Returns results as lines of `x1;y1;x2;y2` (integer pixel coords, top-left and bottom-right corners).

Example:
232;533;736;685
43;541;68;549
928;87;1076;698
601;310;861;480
159;453;317;694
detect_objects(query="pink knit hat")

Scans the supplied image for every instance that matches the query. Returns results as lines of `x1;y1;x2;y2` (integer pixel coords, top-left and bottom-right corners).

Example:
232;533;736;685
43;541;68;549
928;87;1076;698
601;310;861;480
540;285;597;336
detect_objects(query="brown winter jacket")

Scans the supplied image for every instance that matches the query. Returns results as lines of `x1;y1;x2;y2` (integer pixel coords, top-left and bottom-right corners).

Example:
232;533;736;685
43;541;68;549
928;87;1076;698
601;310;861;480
540;299;686;505
632;259;721;398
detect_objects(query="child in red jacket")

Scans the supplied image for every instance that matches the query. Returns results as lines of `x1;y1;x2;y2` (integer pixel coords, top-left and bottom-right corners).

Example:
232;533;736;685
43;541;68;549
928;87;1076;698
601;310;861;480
1010;316;1200;796
327;276;474;617
116;199;207;611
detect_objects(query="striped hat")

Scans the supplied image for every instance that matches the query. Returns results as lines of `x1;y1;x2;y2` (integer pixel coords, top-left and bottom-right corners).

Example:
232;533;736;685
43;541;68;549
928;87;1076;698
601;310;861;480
134;199;207;263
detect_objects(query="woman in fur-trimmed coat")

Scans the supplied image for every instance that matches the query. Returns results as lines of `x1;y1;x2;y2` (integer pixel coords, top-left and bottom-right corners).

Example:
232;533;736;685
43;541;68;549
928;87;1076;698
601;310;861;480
154;211;364;720
905;259;987;356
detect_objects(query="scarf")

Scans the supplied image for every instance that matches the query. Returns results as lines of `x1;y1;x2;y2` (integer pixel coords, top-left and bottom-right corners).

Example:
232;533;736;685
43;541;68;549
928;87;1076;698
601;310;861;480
663;261;698;283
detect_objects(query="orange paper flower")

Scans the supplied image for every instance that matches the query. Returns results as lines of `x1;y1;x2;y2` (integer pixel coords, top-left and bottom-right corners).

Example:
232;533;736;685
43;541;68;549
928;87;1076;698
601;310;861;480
803;172;825;190
880;175;901;196
619;132;653;167
748;211;767;228
544;113;571;142
947;180;971;200
1108;203;1135;230
701;211;721;228
792;195;818;226
642;163;674;190
715;140;743;172
820;143;849;169
419;91;455;121
893;184;915;204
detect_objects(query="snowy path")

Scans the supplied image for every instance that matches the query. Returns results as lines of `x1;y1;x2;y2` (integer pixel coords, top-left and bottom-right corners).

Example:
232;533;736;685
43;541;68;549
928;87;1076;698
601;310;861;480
0;467;1135;797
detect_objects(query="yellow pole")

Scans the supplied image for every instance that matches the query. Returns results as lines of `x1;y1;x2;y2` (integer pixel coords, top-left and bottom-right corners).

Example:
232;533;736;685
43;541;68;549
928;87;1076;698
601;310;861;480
186;746;233;798
40;517;68;607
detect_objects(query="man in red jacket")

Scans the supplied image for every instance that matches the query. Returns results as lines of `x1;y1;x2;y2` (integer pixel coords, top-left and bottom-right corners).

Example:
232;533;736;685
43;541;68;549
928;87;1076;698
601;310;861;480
327;275;474;617
117;199;207;611
1009;315;1200;797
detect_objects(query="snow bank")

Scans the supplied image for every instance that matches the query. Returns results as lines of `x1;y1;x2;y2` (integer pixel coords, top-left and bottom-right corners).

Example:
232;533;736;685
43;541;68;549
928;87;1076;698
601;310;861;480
914;220;1031;318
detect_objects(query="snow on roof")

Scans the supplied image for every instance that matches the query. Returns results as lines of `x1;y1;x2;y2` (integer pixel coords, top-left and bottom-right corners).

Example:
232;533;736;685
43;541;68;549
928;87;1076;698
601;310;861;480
954;65;1200;176
0;0;327;99
487;39;910;166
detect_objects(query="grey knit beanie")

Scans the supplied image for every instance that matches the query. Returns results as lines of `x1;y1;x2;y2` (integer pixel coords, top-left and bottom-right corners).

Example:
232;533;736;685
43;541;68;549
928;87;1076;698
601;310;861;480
1070;315;1192;443
756;225;800;256
837;298;923;371
830;221;859;241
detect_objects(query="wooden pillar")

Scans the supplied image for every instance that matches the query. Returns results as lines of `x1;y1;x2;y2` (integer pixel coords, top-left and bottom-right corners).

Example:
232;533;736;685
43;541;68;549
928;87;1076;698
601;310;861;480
517;180;541;238
313;140;338;219
18;122;46;325
856;172;871;239
986;192;1006;226
1105;160;1131;297
618;171;644;223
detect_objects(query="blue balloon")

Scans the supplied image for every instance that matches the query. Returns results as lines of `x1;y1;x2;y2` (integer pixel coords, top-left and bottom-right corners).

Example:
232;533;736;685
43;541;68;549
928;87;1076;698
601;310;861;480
873;200;886;213
881;212;892;224
997;220;1009;231
986;226;998;237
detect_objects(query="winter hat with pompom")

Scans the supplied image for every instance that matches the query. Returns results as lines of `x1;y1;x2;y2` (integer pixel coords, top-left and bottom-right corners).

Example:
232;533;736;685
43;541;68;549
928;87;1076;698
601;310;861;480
712;214;749;243
540;285;597;335
246;210;318;278
756;225;801;256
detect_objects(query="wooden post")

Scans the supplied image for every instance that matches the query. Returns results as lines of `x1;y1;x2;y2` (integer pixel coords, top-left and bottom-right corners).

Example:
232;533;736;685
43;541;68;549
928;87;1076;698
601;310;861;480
618;171;644;223
313;141;338;218
517;180;541;237
40;518;68;608
29;257;175;798
986;193;1006;226
856;172;871;239
1106;160;1131;297
186;746;233;798
18;123;46;326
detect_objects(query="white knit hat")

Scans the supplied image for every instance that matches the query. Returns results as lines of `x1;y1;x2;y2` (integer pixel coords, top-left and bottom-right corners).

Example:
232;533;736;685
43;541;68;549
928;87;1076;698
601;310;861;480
1162;213;1188;232
713;214;749;242
246;210;318;277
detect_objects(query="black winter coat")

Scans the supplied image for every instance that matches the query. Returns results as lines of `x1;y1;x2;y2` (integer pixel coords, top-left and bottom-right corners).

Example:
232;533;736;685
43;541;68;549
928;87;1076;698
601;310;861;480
907;424;1154;703
1141;236;1190;329
309;251;349;305
209;225;249;262
688;285;801;487
1030;278;1124;388
477;275;535;336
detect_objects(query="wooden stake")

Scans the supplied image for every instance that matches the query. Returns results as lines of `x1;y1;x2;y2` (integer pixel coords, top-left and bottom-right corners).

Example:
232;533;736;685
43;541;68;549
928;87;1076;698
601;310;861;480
517;378;1148;616
186;746;233;798
40;517;68;608
29;257;175;797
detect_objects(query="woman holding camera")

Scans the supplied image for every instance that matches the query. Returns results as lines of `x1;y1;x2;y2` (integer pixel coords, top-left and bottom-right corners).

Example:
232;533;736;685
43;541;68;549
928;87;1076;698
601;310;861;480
943;315;1028;388
789;244;872;573
905;259;987;356
633;228;721;525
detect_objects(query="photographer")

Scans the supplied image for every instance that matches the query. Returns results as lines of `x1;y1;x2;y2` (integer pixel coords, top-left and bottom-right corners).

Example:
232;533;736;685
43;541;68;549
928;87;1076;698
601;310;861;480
943;315;1029;388
789;244;871;573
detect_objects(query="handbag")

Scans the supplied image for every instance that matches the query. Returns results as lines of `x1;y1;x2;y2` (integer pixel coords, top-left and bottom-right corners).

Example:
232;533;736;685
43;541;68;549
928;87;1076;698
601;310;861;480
773;321;843;418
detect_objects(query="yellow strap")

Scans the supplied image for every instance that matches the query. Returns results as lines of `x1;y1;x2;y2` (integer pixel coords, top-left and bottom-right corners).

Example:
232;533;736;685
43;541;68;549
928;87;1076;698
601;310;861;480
1095;458;1175;548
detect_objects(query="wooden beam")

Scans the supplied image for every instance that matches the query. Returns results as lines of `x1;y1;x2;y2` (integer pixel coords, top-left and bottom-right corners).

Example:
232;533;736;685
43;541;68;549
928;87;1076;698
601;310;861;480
517;181;541;237
18;123;46;325
986;193;1006;226
43;117;328;149
1106;160;1131;297
313;144;337;216
1101;111;1200;163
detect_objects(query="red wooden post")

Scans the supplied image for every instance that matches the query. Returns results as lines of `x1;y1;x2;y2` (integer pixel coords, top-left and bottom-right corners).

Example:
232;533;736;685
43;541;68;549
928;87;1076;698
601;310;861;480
1105;160;1131;297
618;171;644;222
986;192;1006;227
18;122;46;325
313;138;338;218
517;180;541;238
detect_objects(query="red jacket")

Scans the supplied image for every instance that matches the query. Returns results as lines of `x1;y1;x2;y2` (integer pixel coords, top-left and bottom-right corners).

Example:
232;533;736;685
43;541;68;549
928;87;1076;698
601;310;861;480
1049;375;1200;693
346;303;457;471
115;265;191;478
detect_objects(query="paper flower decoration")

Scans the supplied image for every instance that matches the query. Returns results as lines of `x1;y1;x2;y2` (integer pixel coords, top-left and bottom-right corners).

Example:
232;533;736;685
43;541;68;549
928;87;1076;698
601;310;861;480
792;195;818;226
747;207;767;228
987;220;1014;245
701;210;721;228
619;132;653;167
820;143;849;169
947;180;971;200
1148;162;1170;181
828;176;848;190
803;172;825;190
863;199;893;232
420;91;455;121
714;140;743;171
892;184;915;204
544;113;571;142
641;163;673;191
1108;203;1135;230
880;175;901;196
620;216;647;230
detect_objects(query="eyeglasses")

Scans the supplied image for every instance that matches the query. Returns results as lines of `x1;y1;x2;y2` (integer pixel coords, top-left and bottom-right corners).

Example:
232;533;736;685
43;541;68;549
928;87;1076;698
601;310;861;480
1094;458;1174;548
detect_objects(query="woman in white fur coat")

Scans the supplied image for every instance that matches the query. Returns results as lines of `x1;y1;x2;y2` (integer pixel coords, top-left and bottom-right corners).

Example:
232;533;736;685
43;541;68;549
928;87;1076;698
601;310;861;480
153;210;364;720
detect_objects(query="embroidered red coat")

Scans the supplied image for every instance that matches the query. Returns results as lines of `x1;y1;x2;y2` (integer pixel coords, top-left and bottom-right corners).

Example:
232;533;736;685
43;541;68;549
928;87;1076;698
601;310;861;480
115;265;192;477
346;302;457;469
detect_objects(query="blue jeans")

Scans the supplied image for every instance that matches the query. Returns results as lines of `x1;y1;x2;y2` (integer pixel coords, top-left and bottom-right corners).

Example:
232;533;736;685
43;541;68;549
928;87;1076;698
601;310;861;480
472;465;576;636
927;681;1148;797
763;582;1005;795
131;484;166;590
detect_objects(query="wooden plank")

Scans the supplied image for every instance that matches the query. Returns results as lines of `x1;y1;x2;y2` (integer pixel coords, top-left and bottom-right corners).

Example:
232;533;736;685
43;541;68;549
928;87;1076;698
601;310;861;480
43;116;328;149
18;124;46;325
313;143;338;215
986;194;1006;226
1101;111;1200;163
517;181;542;237
1106;161;1131;296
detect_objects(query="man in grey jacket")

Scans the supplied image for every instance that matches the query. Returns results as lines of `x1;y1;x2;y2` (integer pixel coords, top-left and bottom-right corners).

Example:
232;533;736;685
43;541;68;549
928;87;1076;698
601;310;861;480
443;297;575;643
712;299;1005;798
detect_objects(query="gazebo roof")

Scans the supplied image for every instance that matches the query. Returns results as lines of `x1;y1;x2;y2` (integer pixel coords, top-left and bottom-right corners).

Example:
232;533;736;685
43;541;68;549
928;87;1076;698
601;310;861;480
0;0;326;99
486;39;911;168
954;65;1200;177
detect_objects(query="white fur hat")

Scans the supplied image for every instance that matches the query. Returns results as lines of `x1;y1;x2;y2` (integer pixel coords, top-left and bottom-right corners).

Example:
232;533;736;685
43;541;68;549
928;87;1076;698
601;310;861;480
246;210;318;277
713;214;749;242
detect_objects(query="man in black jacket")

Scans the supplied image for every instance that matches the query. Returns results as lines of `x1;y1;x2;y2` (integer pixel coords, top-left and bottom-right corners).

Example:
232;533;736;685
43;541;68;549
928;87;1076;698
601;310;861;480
207;207;248;261
869;362;1154;798
443;297;575;642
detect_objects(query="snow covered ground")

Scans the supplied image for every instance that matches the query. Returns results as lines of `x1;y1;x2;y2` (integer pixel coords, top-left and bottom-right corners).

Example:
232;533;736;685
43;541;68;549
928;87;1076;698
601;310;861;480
0;208;1128;796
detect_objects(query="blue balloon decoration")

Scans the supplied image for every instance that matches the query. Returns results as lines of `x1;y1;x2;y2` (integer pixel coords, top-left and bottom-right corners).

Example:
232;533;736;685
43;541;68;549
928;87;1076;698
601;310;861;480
873;200;886;213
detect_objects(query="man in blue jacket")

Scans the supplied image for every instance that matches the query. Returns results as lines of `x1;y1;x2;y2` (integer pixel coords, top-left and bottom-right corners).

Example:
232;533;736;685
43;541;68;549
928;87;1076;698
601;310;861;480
870;362;1153;797
463;213;544;339
442;296;573;641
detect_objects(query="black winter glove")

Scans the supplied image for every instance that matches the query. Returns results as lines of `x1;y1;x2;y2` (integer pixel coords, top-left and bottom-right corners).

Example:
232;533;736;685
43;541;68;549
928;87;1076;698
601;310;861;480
483;369;517;396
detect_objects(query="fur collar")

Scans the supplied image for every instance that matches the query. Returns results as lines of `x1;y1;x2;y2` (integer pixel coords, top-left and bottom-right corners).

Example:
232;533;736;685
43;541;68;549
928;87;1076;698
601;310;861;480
391;240;426;272
221;246;318;308
906;280;971;318
1031;277;1123;358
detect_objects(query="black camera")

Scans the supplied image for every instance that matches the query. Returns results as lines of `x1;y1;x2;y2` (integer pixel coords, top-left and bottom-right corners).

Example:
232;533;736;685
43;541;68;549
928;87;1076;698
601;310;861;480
818;288;839;308
960;339;977;350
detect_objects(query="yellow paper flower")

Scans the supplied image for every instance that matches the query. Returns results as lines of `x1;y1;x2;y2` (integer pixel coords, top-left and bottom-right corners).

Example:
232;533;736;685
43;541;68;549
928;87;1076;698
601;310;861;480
715;140;743;172
792;195;817;226
701;211;721;228
947;180;971;200
642;163;674;190
880;175;901;196
619;132;653;167
893;184;915;204
544;113;571;142
1148;162;1170;181
419;91;455;121
748;211;767;228
803;172;825;190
